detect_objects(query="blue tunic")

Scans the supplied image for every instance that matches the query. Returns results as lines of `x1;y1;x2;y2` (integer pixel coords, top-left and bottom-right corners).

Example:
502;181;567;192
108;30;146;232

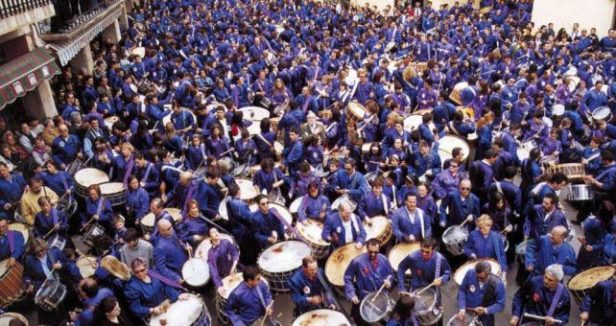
525;235;577;276
344;253;395;300
391;207;432;242
580;280;616;324
296;194;331;222
153;235;188;282
225;280;272;325
207;239;239;288
288;268;333;314
512;275;570;325
457;269;506;326
124;276;181;318
249;208;285;251
322;213;366;248
397;251;451;292
463;230;507;269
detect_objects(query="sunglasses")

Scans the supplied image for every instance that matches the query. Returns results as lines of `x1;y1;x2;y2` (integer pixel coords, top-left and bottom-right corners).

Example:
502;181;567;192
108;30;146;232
460;187;471;190
134;268;147;274
260;201;269;206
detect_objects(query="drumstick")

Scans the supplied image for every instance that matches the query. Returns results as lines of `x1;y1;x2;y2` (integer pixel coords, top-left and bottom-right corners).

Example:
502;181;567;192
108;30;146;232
523;313;563;324
79;216;97;232
258;302;274;326
43;225;58;240
413;283;435;296
371;275;392;303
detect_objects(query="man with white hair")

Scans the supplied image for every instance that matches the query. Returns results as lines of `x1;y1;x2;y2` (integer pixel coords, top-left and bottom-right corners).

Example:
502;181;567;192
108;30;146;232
322;201;366;249
525;225;577;277
511;264;571;325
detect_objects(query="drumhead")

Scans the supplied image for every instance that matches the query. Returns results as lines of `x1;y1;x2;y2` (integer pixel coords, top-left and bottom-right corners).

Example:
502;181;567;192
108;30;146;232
99;182;126;195
454;259;501;286
182;258;210;286
325;244;366;287
166;208;183;223
387;242;421;274
292;309;351;326
103;116;119;130
348;101;365;118
219;273;245;300
76;256;97;278
289;197;303;214
296;219;330;246
0;313;28;326
149;294;206;326
249;203;293;226
258;241;312;273
364;216;390;241
413;287;437;313
74;168;110;187
443;226;469;245
360;291;393;323
0;259;11;277
141;213;155;227
237;178;258;201
239;106;270;121
403;115;423;132
438;135;469;161
8;223;29;244
568;266;615;290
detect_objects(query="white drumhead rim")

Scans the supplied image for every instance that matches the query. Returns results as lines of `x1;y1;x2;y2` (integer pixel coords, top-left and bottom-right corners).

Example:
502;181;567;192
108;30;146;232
74;168;110;185
258;241;312;273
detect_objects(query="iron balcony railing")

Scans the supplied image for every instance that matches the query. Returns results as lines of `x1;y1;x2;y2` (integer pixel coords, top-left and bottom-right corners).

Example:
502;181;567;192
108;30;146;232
0;0;51;19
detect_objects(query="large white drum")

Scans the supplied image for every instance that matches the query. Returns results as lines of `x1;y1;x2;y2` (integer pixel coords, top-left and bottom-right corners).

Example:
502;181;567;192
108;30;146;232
74;168;109;198
257;240;312;292
453;259;502;286
296;219;330;260
149;294;211;326
438;135;470;162
215;273;269;325
182;258;210;288
404;114;424;132
292;309;351;326
240;106;270;121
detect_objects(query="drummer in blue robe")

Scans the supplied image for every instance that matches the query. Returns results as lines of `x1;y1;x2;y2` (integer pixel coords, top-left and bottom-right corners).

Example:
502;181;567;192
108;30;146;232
283;128;304;177
125;176;150;225
524;193;568;241
176;200;208;245
34;196;69;243
194;169;225;220
463;215;507;272
331;158;370;204
580;279;616;325
354;68;375;105
397;237;451;293
455;260;506;326
417;80;438;111
511;264;571;326
51;124;82;170
184;135;207;171
153;219;189;284
169;103;195;135
344;239;395;326
224;265;275;326
73;278;114;325
526;226;577;277
407;140;441;180
124;257;189;320
249;195;286;253
207;228;239;291
322;201;366;249
82;184;114;234
297;182;330;223
0;218;24;265
391;193;432;243
447;111;476;138
469;150;497;203
253;158;286;195
580;80;608;114
0;164;26;220
583;150;616;204
39;161;73;199
357;177;391;221
288;255;335;315
439;179;480;228
488;166;522;216
133;153;161;198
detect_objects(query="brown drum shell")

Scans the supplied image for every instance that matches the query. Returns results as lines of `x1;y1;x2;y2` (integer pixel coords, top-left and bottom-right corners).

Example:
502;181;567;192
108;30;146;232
0;261;24;307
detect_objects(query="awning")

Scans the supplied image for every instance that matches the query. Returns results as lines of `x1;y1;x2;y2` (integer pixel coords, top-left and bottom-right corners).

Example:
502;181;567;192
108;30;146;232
0;47;61;110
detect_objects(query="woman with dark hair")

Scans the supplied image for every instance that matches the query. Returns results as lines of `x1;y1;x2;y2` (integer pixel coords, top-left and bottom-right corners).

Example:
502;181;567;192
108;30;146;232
481;191;513;233
254;118;276;161
94;296;133;326
519;147;542;201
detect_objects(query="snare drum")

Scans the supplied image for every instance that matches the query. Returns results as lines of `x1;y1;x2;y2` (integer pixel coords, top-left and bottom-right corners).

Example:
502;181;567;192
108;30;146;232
567;266;615;305
237;178;259;202
438;135;470;162
150;293;211;326
387;242;421;276
546;163;585;181
413;287;443;325
257;240;312;292
446;311;482;326
76;255;97;278
442;225;469;256
360;290;395;323
453;259;501;286
182;258;210;288
240;106;271;121
364;216;392;245
567;184;593;202
347;101;366;123
331;194;357;212
517;140;537;162
325;243;366;288
449;82;469;105
47;235;66;251
34;279;67;311
74;168;110;199
0;260;24;307
296;219;330;260
99;182;127;206
592;106;612;122
83;223;105;247
8;223;29;246
292;309;351;326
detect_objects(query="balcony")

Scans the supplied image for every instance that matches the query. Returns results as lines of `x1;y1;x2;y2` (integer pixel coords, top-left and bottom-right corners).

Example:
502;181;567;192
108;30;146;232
0;0;55;36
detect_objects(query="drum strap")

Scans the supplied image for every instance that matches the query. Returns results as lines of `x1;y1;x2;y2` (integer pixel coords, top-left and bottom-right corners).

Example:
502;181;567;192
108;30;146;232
148;270;187;291
596;164;616;181
183;183;198;213
495;180;503;195
199;143;207;160
51;208;59;228
123;158;135;186
434;254;442;279
302;96;312;113
233;86;239;108
96;198;104;218
7;231;14;254
142;162;154;184
547;283;564;318
491;233;503;269
381;194;389;216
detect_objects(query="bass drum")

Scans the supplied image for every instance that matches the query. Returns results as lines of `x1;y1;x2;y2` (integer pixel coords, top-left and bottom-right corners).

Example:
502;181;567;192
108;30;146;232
438;135;470;163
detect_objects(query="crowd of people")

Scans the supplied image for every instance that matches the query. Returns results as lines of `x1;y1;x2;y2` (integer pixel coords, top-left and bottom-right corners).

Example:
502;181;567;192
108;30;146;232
2;0;616;324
